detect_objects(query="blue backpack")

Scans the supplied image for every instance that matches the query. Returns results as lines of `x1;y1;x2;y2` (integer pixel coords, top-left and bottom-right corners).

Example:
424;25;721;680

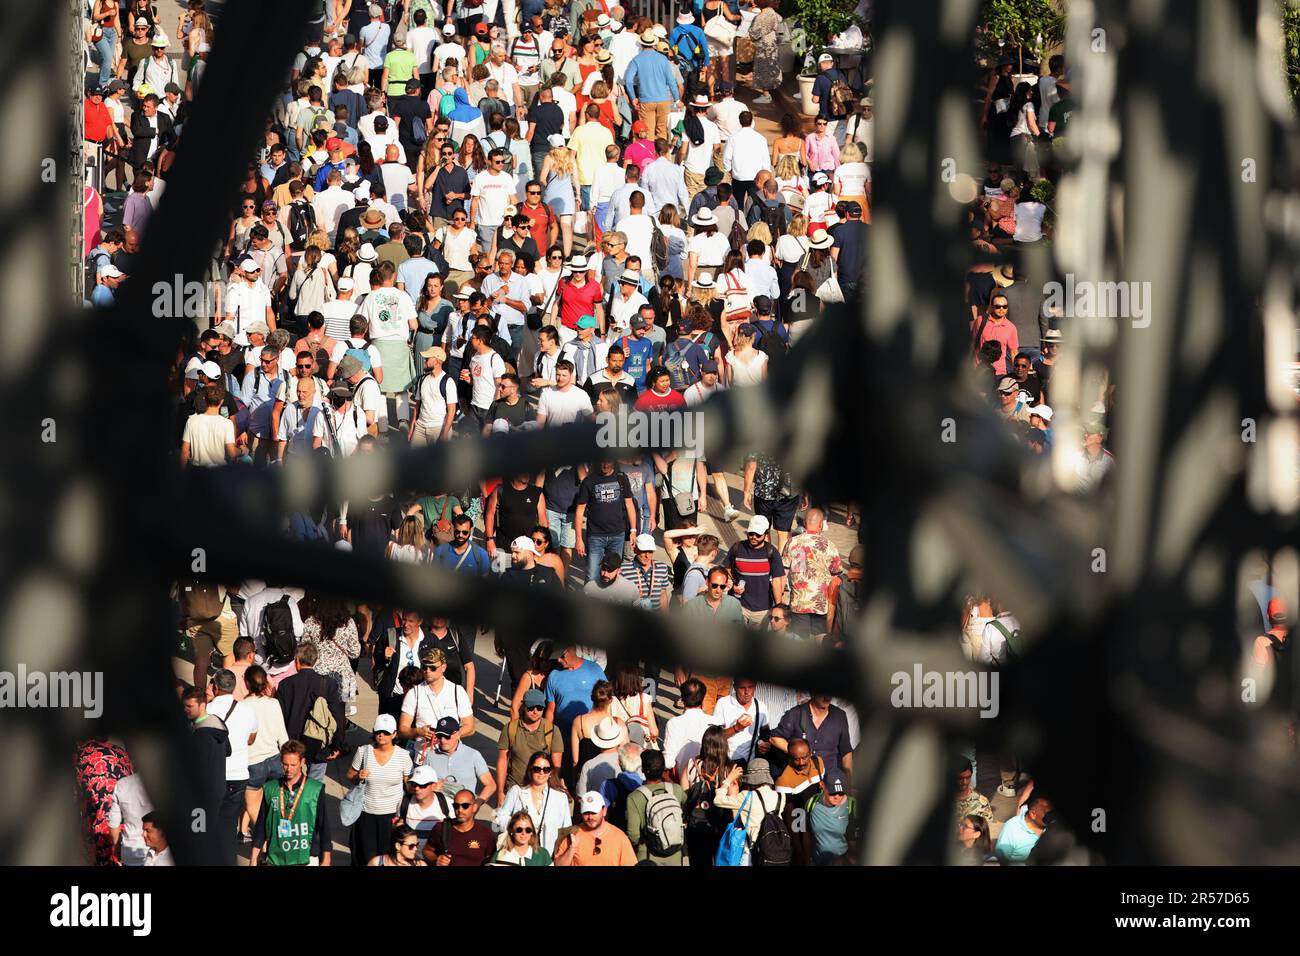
344;344;372;372
714;791;753;866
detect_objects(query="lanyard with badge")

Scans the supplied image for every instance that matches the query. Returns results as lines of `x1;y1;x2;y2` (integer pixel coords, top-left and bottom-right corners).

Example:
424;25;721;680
278;777;307;838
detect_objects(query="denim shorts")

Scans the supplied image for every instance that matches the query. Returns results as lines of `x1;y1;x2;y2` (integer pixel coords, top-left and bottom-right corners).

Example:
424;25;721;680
246;754;283;790
545;509;576;548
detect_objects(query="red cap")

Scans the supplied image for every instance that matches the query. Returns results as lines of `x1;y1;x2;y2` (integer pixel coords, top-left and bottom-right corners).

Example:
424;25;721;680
1268;597;1288;624
326;137;344;152
474;21;490;35
632;120;648;134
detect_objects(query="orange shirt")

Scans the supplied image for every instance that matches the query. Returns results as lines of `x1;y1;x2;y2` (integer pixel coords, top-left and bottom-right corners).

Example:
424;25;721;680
568;823;637;866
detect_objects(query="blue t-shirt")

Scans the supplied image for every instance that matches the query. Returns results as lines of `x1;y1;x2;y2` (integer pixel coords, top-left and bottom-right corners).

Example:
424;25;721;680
809;796;853;864
617;335;656;390
432;542;492;576
994;804;1042;864
545;660;608;738
812;69;841;120
623;50;678;104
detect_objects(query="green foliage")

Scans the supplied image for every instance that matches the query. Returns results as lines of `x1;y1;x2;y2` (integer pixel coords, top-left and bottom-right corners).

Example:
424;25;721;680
1283;1;1300;100
786;0;858;69
1028;178;1055;205
981;0;1065;71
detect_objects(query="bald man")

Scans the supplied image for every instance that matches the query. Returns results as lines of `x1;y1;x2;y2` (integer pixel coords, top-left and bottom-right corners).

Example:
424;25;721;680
380;141;417;214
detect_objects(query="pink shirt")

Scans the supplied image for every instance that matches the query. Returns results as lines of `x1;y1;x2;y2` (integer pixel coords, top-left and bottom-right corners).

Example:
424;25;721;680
624;138;657;173
804;133;840;173
975;318;1019;377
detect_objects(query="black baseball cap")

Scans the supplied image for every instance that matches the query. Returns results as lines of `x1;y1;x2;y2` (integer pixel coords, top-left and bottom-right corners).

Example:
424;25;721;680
753;295;773;315
600;551;623;572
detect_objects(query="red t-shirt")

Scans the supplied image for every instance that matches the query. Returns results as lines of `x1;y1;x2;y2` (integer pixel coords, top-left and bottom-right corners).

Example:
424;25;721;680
85;99;112;142
559;275;603;330
518;201;553;253
636;388;687;411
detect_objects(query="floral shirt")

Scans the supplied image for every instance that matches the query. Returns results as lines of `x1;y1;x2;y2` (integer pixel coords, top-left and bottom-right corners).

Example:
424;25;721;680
302;617;362;704
749;453;799;501
785;532;842;615
956;789;993;822
75;739;134;865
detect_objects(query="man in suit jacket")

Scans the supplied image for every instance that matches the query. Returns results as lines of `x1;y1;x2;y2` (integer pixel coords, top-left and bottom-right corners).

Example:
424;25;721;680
130;94;174;173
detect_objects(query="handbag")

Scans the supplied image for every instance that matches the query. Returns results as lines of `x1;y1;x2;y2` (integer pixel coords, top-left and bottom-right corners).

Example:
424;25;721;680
574;210;590;235
704;11;736;48
715;790;753;866
720;270;751;323
815;274;844;304
340;746;368;827
659;462;696;518
433;496;454;544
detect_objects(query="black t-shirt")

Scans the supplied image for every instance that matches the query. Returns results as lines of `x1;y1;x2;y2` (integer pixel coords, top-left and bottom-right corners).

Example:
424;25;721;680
488;396;534;429
1032;357;1054;401
526;102;565;150
966;270;996;313
216;348;246;379
494;481;543;546
426;627;469;687
499;234;540;271
1010;372;1042;404
351;495;401;559
1047;93;1075;137
575;471;633;536
831;221;868;286
542;465;581;516
390;95;433;151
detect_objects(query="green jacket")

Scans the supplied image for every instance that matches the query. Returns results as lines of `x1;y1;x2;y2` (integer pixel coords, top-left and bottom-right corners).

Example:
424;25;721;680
626;779;687;865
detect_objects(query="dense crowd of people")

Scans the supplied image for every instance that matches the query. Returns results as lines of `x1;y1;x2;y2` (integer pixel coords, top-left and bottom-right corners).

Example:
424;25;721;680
73;0;1105;869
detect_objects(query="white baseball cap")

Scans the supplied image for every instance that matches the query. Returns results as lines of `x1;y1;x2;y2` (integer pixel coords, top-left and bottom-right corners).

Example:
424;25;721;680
1029;404;1054;422
747;515;770;535
373;713;398;734
200;360;222;379
443;22;456;35
634;533;656;552
410;766;439;786
337;276;355;291
511;535;538;555
580;791;606;813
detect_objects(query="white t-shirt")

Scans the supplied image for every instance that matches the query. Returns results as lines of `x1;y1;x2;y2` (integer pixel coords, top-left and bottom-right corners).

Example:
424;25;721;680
353;374;388;428
712;695;769;761
407;26;439;74
725;348;768;387
329;338;384;370
415;371;456;429
552;88;576;137
1013;202;1046;243
620;213;655;265
607;291;648;336
833;162;869;197
485;60;520;97
688;231;730;270
312;186;356;242
276;400;322;455
469;348;506;409
313;403;366;456
470;169;517;227
433;41;465;73
804;190;833;224
683;378;725;406
438;226;477;272
210;694;259;781
682;118;722;174
225;281;272;329
537;385;593;427
360;286;418;341
400;680;473;729
182;414;235;466
381;162;416;210
406;795;446;850
775;233;808;265
351;745;414;815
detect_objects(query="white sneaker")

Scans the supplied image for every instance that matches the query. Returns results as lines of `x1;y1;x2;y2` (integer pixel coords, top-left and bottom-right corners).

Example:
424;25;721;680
723;506;740;522
997;785;1017;798
347;704;358;717
753;93;773;104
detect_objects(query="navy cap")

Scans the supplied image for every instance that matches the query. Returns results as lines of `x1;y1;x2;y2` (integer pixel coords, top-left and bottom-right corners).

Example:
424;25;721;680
700;359;718;374
753;295;773;314
846;200;863;217
600;551;624;572
737;322;757;337
825;769;847;795
434;716;461;737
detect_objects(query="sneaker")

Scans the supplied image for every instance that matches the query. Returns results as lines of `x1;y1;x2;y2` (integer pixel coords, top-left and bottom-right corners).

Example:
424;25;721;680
722;506;740;522
346;704;358;717
997;785;1017;798
752;93;773;104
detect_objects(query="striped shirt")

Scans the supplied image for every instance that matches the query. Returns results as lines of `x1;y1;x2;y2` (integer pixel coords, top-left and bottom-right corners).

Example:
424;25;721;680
726;541;785;612
773;755;825;797
619;559;673;609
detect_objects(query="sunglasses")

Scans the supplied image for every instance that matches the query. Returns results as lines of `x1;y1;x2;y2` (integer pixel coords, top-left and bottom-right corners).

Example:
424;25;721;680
708;582;727;590
549;253;563;260
454;801;474;809
531;764;552;772
260;358;276;364
528;190;542;195
297;363;313;370
453;216;467;222
423;663;445;671
593;837;603;856
991;303;1008;310
401;841;420;849
513;826;535;834
415;782;434;788
526;704;545;712
243;204;256;209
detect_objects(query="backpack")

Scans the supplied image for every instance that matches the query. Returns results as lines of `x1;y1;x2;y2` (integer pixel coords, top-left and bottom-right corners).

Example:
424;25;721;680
84;249;111;301
301;684;337;750
672;29;705;70
261;595;298;666
663;338;700;392
179;581;224;625
637;781;685;856
828;75;856;118
752;317;788;365
649;218;669;275
344;344;373;372
684;771;726;834
752;797;793;865
727;209;748;256
438;90;457;119
410;109;429;145
986;617;1025;664
833;574;864;635
756;199;786;239
715;791;753;866
287;200;317;251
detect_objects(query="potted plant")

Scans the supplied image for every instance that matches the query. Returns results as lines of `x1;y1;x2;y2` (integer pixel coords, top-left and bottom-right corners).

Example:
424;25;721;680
980;0;1064;75
787;0;858;115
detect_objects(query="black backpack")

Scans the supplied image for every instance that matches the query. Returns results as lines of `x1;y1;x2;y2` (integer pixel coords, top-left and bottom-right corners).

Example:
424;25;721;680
753;318;788;364
261;595;298;666
85;249;112;300
684;773;727;835
756;199;786;241
751;798;793;866
288;200;317;251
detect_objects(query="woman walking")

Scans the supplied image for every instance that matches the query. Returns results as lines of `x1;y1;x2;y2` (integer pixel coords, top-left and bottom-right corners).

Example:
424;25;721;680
748;0;783;105
346;715;414;867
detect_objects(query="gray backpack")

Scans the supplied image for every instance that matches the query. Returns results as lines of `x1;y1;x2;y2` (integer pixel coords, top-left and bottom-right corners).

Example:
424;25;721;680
636;781;684;856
